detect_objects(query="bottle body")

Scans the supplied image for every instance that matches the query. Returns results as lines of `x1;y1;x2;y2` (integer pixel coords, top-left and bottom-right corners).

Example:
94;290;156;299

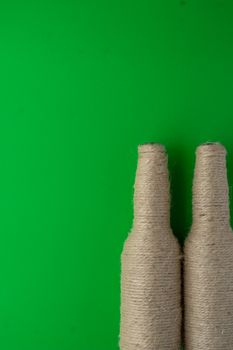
185;224;233;349
119;144;181;350
120;227;181;350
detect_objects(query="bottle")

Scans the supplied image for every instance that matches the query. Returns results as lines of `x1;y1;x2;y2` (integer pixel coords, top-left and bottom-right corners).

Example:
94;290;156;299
184;142;233;349
119;143;181;350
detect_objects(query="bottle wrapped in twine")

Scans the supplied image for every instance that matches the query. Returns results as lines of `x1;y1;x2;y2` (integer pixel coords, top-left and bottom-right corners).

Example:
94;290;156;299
184;142;233;349
119;143;181;350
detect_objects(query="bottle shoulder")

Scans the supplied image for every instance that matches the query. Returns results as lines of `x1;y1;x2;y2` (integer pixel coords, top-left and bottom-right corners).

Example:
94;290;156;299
122;225;180;254
185;224;233;248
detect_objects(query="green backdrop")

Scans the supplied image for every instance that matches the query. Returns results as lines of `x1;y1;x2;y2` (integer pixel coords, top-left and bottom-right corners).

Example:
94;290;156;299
0;0;233;349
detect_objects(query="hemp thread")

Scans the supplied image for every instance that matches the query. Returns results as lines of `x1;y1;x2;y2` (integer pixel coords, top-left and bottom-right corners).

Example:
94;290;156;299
184;142;233;349
119;143;181;350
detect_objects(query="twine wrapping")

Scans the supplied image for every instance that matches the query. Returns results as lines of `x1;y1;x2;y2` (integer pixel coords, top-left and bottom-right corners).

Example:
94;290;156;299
119;143;181;350
184;142;233;349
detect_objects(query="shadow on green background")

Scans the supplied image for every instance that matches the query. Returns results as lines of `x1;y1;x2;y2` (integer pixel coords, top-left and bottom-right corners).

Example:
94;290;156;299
0;0;233;349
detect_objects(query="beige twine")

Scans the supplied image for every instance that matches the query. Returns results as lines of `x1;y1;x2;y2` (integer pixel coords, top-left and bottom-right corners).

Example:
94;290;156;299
184;142;233;350
119;143;181;350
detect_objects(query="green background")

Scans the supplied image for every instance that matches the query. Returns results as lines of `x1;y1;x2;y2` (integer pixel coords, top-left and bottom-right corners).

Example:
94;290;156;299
0;0;233;349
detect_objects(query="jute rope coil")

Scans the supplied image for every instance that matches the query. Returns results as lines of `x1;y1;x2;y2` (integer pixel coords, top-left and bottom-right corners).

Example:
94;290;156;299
119;143;181;350
184;142;233;350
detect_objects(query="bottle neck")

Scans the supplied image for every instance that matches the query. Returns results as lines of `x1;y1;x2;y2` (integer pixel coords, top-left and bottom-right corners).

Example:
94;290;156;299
192;143;230;228
133;143;170;229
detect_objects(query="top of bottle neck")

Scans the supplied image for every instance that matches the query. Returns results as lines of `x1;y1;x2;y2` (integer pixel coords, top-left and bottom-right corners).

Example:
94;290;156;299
133;143;171;229
192;142;230;228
